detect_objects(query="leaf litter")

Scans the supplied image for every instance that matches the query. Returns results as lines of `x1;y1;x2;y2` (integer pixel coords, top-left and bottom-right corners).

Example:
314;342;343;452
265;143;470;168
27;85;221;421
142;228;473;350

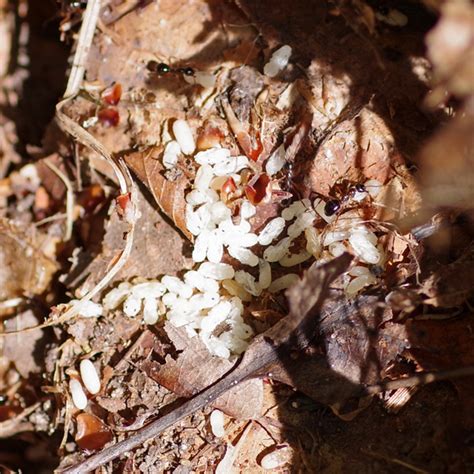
0;0;473;472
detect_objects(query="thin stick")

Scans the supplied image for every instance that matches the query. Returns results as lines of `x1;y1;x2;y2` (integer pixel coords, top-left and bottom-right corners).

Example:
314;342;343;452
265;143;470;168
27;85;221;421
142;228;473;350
0;0;137;336
55;100;128;195
365;365;474;395
361;448;428;474
34;213;68;226
58;365;247;474
63;0;102;99
44;160;74;241
0;402;41;438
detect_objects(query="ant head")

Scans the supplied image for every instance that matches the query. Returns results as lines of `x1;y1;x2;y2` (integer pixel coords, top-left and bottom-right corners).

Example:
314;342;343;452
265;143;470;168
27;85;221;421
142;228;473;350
146;60;171;74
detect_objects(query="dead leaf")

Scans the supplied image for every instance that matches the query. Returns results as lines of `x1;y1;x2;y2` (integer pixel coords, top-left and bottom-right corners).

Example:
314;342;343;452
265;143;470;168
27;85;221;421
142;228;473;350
74;187;189;295
408;314;474;370
141;323;264;420
269;293;408;412
0;218;58;301
318;295;408;385
3;310;47;377
125;149;192;240
307;108;405;195
421;242;474;307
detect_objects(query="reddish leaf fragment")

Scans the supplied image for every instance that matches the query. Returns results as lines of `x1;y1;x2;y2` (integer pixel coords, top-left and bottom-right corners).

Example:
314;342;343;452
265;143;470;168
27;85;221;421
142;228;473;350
75;413;113;451
0;405;21;422
221;176;237;202
115;192;131;216
101;83;122;105
98;107;120;127
34;186;51;220
245;173;270;205
247;132;263;162
196;123;225;150
124;149;192;240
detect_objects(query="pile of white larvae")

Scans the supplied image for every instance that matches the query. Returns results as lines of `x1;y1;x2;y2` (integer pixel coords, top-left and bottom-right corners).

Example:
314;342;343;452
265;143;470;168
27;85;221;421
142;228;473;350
97;115;384;360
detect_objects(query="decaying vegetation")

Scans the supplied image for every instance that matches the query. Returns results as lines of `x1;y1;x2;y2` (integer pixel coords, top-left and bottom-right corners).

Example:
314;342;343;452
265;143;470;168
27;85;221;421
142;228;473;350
0;0;473;472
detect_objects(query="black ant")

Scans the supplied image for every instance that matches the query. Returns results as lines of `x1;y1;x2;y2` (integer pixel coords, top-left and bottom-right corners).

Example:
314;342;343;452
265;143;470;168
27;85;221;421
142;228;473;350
323;181;367;216
146;61;195;78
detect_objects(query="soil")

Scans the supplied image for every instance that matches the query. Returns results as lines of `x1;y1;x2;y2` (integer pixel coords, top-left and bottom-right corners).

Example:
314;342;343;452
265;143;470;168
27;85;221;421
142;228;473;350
0;0;473;473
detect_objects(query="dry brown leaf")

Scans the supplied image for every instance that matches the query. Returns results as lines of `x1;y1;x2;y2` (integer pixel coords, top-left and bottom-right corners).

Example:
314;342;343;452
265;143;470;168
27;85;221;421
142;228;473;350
318;295;407;386
270;293;408;412
3;310;47;378
74;187;188;295
0;218;58;301
420;242;474;307
307;108;405;195
125;149;192;240
141;323;263;420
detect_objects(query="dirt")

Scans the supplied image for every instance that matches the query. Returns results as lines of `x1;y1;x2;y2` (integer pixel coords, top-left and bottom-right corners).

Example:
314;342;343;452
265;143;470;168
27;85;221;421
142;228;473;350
0;0;473;472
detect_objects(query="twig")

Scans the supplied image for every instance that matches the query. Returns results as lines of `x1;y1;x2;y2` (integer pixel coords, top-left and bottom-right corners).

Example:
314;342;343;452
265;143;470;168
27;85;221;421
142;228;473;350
361;448;428;474
410;212;452;241
58;256;352;473
365;365;474;395
63;0;102;99
59;399;74;452
0;0;137;336
0;402;41;438
44;160;74;241
34;213;68;227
